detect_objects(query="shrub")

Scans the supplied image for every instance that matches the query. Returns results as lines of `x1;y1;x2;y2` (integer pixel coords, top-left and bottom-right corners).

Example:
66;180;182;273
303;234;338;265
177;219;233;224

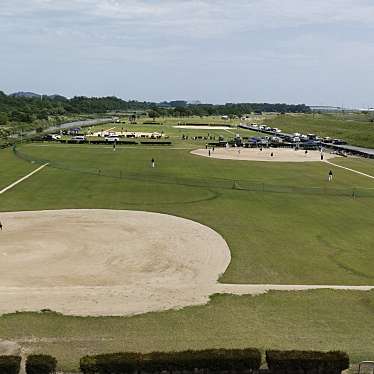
140;141;171;145
0;356;21;374
80;352;141;374
266;350;349;374
81;349;261;374
26;355;57;374
168;348;261;371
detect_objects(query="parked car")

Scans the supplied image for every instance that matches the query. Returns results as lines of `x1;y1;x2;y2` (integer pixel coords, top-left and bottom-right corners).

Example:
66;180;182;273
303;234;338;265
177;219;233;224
332;139;347;145
71;136;86;141
105;136;120;142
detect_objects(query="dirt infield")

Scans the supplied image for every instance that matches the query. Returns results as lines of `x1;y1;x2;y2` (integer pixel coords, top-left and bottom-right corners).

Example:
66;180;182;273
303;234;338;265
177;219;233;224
0;209;372;318
191;147;337;162
0;209;231;316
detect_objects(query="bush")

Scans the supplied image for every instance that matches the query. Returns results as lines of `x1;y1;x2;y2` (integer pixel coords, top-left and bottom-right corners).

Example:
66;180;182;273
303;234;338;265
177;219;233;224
140;141;171;145
141;349;261;372
80;352;141;374
266;350;349;374
0;356;21;374
26;355;57;374
81;349;261;374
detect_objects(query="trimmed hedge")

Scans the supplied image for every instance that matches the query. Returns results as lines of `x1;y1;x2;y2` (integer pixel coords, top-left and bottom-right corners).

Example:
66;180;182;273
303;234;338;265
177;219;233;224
266;350;349;374
80;349;261;374
0;356;21;374
26;355;57;374
60;139;138;145
142;349;261;372
140;141;172;145
80;352;141;374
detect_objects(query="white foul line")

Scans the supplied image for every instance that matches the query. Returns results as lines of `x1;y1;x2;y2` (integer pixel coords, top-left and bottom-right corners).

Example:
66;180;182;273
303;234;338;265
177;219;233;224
325;160;374;180
0;163;49;195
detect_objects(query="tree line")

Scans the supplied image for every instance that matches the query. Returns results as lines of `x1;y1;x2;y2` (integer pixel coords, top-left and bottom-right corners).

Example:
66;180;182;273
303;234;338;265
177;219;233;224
0;90;311;127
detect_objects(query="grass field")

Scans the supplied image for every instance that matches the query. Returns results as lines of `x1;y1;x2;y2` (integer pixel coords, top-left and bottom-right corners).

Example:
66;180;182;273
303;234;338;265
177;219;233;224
3;142;374;285
267;113;374;148
1;119;374;371
0;150;35;190
1;291;374;372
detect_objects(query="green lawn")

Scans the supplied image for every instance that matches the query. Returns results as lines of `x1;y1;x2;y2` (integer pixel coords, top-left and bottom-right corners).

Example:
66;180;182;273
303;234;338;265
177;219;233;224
0;149;35;190
1;291;374;372
267;113;374;148
334;157;374;177
79;119;257;148
1;134;374;372
2;144;374;285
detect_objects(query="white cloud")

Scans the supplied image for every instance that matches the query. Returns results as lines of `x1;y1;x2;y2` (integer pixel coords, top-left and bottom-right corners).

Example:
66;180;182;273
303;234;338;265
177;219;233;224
0;0;373;105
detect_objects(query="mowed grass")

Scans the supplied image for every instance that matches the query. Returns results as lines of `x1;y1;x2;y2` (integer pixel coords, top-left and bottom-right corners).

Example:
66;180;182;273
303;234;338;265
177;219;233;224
0;149;35;190
267;113;374;148
1;141;374;372
333;157;374;177
83;121;255;148
2;144;374;285
1;291;374;372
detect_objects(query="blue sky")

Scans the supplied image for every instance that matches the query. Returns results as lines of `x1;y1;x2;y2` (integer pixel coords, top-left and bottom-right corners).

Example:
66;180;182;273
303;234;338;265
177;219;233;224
1;0;374;107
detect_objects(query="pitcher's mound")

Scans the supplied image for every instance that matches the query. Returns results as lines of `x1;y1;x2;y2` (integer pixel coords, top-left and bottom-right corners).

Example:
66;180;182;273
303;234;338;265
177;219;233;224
0;210;230;316
192;148;336;162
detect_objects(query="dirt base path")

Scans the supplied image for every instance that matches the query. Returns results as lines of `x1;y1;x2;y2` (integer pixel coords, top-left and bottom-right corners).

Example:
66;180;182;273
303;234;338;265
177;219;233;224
192;148;337;162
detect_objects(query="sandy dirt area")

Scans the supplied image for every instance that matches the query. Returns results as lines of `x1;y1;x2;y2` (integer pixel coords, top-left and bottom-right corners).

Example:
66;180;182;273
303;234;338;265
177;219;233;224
0;209;231;316
191;147;337;162
0;209;372;318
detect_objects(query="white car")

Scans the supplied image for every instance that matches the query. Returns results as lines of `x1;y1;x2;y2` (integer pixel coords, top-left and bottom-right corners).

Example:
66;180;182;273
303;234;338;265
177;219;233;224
71;136;86;141
105;136;120;142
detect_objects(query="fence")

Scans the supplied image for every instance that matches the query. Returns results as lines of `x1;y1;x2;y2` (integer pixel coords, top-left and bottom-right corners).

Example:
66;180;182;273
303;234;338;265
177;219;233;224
13;146;374;199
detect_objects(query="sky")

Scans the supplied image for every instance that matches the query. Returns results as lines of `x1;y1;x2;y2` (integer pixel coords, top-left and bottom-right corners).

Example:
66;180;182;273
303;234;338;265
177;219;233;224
0;0;374;107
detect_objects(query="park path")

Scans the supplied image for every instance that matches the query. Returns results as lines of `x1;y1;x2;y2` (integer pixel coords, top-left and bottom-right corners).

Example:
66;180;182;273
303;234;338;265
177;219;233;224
325;160;374;180
216;283;374;295
0;163;48;195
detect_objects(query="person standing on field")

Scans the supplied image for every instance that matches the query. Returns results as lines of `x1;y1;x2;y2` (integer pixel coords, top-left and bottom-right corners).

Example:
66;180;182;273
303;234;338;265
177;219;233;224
151;158;155;168
328;170;333;181
0;221;2;231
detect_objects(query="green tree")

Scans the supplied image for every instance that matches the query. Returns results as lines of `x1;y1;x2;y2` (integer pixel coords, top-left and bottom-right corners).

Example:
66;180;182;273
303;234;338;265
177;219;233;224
0;112;8;126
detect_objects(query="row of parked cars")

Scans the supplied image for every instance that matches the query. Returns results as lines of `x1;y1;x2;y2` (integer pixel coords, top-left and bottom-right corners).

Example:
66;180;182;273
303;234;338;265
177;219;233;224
247;124;347;145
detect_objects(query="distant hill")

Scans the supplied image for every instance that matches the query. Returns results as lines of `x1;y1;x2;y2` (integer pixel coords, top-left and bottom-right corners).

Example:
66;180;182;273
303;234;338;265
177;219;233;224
10;92;67;100
48;94;67;101
10;91;41;98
